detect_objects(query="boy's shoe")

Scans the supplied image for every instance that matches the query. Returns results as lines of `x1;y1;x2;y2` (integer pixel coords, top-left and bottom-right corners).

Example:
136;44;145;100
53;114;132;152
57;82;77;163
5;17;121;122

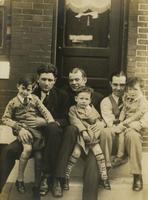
15;180;26;193
102;179;111;190
32;187;40;200
62;178;69;191
112;156;128;168
40;176;49;196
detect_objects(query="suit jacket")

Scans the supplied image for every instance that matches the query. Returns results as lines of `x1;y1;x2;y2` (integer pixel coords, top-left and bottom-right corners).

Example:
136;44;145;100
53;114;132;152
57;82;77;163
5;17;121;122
33;86;69;127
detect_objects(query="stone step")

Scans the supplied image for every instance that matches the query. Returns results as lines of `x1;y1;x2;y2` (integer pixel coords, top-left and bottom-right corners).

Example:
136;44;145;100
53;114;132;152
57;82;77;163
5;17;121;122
1;153;148;200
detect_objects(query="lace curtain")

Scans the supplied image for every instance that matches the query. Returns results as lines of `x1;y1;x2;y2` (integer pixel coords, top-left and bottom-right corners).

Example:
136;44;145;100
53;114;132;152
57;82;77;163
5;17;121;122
66;0;111;14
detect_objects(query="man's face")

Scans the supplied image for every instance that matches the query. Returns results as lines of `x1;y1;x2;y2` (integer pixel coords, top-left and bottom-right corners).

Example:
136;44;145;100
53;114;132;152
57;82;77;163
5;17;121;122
75;92;91;109
111;75;126;97
17;84;33;98
69;71;87;91
38;73;56;92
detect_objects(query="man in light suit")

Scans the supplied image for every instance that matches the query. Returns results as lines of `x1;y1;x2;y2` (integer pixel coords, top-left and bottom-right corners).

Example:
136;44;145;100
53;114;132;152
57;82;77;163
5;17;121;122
100;71;147;191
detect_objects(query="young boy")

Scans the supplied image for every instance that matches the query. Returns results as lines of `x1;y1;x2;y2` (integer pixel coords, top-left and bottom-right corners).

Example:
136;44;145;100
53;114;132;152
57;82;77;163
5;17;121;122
65;86;111;190
112;77;148;167
2;76;55;199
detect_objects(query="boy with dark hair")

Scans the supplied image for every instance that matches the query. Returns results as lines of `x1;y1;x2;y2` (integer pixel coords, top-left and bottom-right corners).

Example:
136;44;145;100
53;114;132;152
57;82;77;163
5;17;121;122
65;86;110;190
2;75;55;199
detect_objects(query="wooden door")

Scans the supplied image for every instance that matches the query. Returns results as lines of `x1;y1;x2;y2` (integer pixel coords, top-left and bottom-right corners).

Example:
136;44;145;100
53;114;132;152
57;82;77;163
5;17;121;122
56;0;129;95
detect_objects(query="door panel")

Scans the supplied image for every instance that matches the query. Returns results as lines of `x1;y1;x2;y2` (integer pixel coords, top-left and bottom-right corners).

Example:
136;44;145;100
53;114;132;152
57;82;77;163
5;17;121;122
56;0;128;95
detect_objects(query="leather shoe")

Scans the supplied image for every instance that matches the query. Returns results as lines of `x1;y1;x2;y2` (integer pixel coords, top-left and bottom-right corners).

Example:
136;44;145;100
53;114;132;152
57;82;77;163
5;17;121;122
40;176;49;196
15;180;25;193
63;178;69;191
133;174;143;191
103;179;111;190
52;178;63;197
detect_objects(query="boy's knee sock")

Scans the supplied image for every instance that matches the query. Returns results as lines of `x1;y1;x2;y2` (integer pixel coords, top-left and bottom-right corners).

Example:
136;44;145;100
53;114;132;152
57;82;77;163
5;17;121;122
95;153;108;180
17;152;30;181
65;155;78;179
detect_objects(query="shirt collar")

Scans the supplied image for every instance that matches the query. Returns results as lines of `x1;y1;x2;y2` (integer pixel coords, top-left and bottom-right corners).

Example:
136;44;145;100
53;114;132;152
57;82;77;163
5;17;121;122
41;91;49;102
17;94;33;104
112;93;120;103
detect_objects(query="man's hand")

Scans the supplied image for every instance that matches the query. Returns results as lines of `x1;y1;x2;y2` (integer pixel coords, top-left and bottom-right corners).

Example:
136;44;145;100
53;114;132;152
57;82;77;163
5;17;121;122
20;117;47;128
18;128;33;144
129;121;141;132
82;131;91;142
110;124;126;135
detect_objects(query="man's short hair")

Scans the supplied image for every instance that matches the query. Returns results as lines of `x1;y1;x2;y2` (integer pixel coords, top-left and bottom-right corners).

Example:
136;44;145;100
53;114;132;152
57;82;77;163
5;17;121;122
69;67;87;78
37;63;57;77
18;75;35;88
127;77;144;88
75;86;94;98
110;71;126;82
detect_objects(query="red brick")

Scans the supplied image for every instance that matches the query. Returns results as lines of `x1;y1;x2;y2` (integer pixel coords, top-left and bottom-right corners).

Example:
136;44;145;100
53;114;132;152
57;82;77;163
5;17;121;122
136;57;147;61
138;15;148;21
139;4;148;10
23;9;43;15
13;2;33;9
138;33;147;38
137;39;148;44
136;62;148;67
136;50;148;56
138;27;148;33
137;45;147;50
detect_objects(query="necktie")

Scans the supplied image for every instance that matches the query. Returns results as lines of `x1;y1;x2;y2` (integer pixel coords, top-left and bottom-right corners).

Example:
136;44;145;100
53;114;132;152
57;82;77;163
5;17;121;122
118;97;123;111
43;93;49;105
23;97;29;105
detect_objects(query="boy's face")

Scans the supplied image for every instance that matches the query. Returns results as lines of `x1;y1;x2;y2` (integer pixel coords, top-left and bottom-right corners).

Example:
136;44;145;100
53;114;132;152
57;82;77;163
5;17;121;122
111;75;126;97
75;92;91;108
69;71;87;91
38;73;56;93
17;84;33;98
127;83;143;97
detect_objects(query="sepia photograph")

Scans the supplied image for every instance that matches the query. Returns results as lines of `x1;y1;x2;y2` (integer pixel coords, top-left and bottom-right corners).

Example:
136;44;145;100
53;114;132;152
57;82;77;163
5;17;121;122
0;0;148;199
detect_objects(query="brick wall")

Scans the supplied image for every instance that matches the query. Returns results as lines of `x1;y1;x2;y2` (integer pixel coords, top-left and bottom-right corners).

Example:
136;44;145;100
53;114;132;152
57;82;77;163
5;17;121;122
127;0;148;97
0;0;55;117
127;0;148;150
10;0;55;79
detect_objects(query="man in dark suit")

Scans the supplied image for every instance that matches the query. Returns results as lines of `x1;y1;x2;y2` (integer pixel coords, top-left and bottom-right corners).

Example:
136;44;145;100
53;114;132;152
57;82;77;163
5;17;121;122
0;64;75;199
62;67;104;200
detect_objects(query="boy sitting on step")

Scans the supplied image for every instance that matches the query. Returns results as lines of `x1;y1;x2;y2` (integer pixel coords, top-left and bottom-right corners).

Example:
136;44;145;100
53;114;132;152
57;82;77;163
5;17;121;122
2;76;55;200
65;86;111;190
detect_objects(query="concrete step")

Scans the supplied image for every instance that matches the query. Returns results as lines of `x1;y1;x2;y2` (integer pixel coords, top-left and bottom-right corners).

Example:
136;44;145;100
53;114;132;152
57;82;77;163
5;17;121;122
1;153;148;200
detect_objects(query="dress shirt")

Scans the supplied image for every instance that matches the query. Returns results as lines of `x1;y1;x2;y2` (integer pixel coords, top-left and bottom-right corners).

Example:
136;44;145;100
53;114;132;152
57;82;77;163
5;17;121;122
40;91;49;102
100;94;120;127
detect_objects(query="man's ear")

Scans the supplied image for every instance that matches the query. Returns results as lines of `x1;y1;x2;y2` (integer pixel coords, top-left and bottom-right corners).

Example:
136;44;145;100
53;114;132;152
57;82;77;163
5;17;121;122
36;75;40;83
54;77;57;83
75;96;78;102
84;77;87;84
16;84;19;90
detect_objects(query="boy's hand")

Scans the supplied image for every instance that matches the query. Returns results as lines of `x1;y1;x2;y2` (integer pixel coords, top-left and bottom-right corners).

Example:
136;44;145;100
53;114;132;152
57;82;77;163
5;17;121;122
18;128;33;143
82;131;91;142
129;121;141;131
111;124;126;135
